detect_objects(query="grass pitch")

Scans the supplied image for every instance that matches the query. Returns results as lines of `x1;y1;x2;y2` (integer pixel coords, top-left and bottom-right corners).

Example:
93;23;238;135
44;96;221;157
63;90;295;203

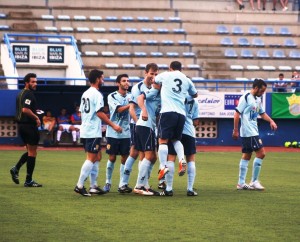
0;150;299;242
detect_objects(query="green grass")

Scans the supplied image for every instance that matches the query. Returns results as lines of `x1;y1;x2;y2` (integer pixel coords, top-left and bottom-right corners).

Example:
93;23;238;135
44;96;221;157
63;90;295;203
0;150;299;242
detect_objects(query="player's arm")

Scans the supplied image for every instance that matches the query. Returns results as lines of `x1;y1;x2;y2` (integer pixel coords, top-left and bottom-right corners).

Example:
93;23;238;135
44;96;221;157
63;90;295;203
22;107;40;127
129;103;138;123
137;93;148;121
260;113;277;131
232;110;240;140
97;110;122;133
116;104;130;113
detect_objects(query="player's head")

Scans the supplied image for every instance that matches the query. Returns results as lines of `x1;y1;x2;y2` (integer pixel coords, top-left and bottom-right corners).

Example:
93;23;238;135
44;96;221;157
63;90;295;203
24;73;37;91
252;78;267;97
116;74;130;91
169;61;182;71
89;69;104;88
144;63;159;85
279;73;284;80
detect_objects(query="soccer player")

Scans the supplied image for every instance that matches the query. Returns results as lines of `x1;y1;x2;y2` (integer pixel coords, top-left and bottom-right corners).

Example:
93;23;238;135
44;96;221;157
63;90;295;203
103;74;132;192
233;78;277;191
119;63;159;193
162;96;200;196
10;73;42;187
74;69;122;196
155;61;198;189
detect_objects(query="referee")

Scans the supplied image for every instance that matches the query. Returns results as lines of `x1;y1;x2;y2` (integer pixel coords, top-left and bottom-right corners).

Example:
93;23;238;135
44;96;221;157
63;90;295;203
10;73;42;187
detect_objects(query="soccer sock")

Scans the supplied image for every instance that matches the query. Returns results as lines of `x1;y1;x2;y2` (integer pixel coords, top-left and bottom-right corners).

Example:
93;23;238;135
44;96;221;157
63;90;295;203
119;163;125;187
137;158;151;187
165;161;174;191
252;158;263;182
158;144;168;168
105;160;115;184
145;162;154;188
25;156;36;183
238;159;249;185
135;160;142;187
77;160;93;188
15;152;28;171
172;140;185;162
72;130;77;142
121;156;136;186
56;130;62;141
89;161;99;188
187;161;196;191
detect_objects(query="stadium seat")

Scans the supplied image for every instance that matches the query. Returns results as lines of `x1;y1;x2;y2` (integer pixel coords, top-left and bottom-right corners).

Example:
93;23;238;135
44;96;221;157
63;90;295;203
122;64;135;68
220;37;234;46
238;37;250;47
191;77;205;81
121;16;134;21
289;50;300;59
262;65;276;71
76;27;89;32
113;39;126;44
157;28;169;33
264;26;276;35
157;64;169;69
252;38;265;47
232;26;243;35
0;13;7;18
97;39;110;44
241;49;254;58
125;28;138;33
60;27;73;32
146;40;158;45
85;51;98;56
278;65;292;71
57;15;70;20
224;49;238;58
93;27;106;32
166;52;179;57
129;39;142;45
141;28;154;33
230;65;244;70
80;38;94;44
273;50;286;58
284;38;297;48
248;26;260;35
44;26;57;31
178;40;191;46
186;64;201;70
279;27;292;36
150;52;163;57
118;52;131;57
105;63;119;68
137;16;150;22
162;40;174;45
182;52;196;57
169;16;181;22
90;16;102;21
134;52;147;57
101;51;114;57
173;28;186;34
257;49;270;59
236;77;249;81
246;65;260;70
139;64;147;69
109;27;121;33
153;16;165;22
41;14;54;20
74;15;86;21
216;25;229;34
105;16;118;21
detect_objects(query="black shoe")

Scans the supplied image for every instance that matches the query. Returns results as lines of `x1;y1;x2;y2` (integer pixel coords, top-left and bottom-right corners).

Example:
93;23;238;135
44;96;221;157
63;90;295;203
89;186;106;195
24;180;42;187
159;189;173;196
148;188;160;196
118;184;133;193
74;185;91;196
239;4;245;10
187;190;198;196
10;167;19;184
158;181;166;190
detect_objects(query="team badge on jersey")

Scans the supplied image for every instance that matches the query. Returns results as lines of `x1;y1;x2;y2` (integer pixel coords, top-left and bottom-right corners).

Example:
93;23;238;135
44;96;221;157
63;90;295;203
106;144;111;150
25;99;31;105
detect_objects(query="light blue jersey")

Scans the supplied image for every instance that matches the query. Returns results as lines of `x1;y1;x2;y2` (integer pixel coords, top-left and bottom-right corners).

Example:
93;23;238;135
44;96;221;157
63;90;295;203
183;97;200;137
155;70;197;115
130;81;152;124
106;91;132;138
79;87;104;138
136;87;161;130
235;91;265;137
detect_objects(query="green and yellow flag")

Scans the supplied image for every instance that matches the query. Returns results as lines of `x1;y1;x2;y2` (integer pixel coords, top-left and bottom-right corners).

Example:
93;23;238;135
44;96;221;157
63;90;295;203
272;93;300;118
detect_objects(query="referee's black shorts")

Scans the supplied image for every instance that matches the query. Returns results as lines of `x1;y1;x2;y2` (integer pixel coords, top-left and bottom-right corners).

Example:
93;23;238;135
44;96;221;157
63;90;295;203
18;124;40;145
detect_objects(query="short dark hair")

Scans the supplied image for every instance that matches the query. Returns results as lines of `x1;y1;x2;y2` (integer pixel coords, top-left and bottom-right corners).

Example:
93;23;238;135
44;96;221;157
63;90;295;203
145;63;158;73
253;78;267;89
116;74;129;83
24;73;36;83
89;69;103;84
279;73;284;77
170;61;182;71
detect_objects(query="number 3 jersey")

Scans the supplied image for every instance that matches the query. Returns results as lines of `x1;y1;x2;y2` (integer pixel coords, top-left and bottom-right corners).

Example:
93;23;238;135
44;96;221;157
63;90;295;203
79;87;104;138
106;91;132;139
235;91;265;137
155;70;197;116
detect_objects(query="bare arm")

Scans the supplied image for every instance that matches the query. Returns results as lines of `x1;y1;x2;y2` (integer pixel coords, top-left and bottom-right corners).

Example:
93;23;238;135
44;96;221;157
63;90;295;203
116;104;130;114
260;113;277;131
137;93;148;121
232;111;240;140
129;103;138;123
22;107;40;127
97;111;122;133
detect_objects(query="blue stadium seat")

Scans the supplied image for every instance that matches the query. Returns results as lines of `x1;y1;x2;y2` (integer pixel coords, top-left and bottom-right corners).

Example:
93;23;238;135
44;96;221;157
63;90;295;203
256;49;270;59
220;37;234;46
289;50;300;59
216;25;229;34
74;15;86;21
141;28;154;33
150;52;163;57
129;39;142;45
182;52;195;57
252;38;265;47
178;40;191;46
224;49;238;58
153;16;165;22
232;26;243;35
125;28;138;33
248;26;260;35
273;50;286;58
241;49;254;58
284;38;297;48
109;27;121;33
118;51;131;57
113;39;126;44
146;40;158;45
121;16;134;21
279;27;292;36
166;52;179;57
137;16;150;22
264;26;276;35
134;52;147;57
238;37;250;47
173;28;186;34
105;16;118;21
157;28;169;33
162;40;174;45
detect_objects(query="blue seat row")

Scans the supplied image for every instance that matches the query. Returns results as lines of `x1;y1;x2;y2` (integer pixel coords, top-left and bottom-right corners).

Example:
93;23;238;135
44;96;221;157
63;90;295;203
217;25;292;36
